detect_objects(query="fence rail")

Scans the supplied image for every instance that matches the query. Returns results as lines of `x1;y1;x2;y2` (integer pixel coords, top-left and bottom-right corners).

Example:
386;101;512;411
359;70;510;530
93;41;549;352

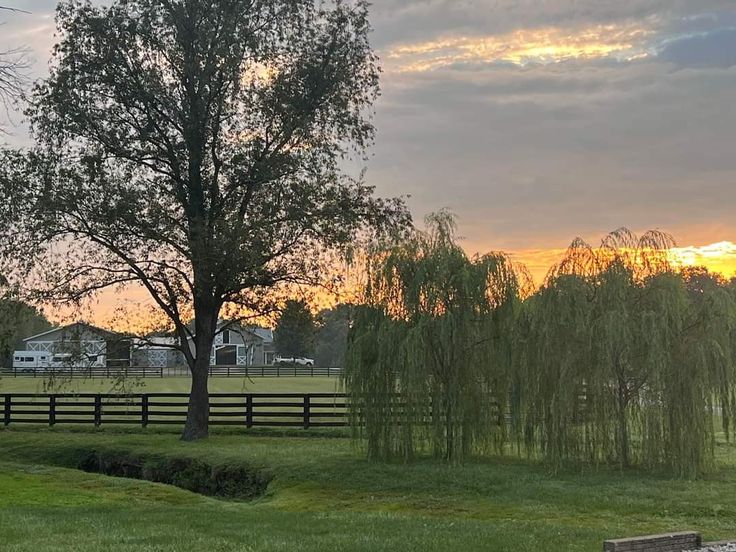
0;365;343;379
0;392;349;429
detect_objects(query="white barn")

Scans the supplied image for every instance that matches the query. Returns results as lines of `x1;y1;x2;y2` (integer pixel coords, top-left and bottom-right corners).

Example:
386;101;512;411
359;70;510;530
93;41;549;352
134;321;275;368
14;322;132;369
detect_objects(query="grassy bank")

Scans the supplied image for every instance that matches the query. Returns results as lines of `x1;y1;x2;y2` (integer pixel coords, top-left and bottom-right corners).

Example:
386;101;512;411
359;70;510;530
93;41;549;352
2;427;736;551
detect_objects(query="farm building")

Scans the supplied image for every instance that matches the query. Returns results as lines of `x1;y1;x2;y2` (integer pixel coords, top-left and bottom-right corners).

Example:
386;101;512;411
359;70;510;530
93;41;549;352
14;322;132;369
14;320;275;370
134;321;275;367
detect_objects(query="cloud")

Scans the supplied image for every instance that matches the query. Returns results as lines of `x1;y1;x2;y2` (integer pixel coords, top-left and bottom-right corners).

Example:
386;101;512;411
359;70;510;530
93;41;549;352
383;23;656;73
1;0;735;259
658;28;736;68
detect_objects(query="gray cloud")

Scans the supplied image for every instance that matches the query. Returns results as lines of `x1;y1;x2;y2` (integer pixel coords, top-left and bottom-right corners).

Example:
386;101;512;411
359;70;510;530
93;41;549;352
369;56;736;249
658;28;736;68
1;0;736;254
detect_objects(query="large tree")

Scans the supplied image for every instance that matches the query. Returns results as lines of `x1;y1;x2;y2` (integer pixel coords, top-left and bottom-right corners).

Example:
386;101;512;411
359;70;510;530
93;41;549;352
345;212;524;463
0;0;407;440
518;230;736;476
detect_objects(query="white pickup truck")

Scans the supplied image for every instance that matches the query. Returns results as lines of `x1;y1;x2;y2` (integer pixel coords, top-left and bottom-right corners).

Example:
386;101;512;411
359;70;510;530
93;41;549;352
274;356;314;367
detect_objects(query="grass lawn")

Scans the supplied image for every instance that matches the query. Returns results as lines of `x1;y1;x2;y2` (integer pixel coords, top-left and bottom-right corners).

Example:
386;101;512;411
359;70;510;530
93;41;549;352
0;375;342;394
2;426;736;551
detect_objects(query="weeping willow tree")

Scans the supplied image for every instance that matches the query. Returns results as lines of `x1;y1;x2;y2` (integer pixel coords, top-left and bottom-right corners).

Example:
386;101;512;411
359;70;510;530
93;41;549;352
519;229;736;476
345;211;524;463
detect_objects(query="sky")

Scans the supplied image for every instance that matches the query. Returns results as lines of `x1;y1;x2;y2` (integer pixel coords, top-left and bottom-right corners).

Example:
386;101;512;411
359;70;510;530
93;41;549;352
1;0;735;323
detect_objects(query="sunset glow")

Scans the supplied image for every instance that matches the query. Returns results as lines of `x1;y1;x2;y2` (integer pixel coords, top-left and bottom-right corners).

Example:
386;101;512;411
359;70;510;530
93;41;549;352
670;241;736;277
384;23;655;72
508;241;736;285
50;240;736;330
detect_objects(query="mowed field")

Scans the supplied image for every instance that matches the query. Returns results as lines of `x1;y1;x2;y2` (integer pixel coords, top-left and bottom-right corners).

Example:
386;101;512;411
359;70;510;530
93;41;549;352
0;375;342;394
3;374;736;551
3;426;736;551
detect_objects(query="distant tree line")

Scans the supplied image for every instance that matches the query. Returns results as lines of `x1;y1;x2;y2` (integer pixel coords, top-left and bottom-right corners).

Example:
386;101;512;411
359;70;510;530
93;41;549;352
345;212;736;477
0;299;52;368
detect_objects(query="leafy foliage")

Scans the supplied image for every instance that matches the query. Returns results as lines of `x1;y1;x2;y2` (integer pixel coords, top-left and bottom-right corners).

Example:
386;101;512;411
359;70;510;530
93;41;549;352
346;222;736;476
0;299;53;367
274;299;316;358
345;211;524;463
518;230;736;476
314;303;353;367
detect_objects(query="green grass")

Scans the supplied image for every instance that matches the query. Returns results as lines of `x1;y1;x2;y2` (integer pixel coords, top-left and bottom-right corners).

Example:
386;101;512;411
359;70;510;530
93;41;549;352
0;375;341;394
3;426;736;551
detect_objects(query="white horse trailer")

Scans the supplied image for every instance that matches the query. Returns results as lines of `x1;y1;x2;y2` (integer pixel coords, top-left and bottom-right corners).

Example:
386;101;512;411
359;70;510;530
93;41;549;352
12;351;52;372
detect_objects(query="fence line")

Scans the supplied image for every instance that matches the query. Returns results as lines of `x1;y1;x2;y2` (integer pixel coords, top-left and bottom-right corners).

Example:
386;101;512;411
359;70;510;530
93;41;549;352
0;365;343;379
0;392;349;429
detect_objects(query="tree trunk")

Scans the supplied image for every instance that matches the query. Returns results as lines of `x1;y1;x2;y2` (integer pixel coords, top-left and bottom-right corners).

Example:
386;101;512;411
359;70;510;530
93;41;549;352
180;288;220;441
181;356;210;441
617;379;630;468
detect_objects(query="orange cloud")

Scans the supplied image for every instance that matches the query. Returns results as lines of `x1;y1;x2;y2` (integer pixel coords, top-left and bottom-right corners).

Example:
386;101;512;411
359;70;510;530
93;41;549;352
384;22;655;72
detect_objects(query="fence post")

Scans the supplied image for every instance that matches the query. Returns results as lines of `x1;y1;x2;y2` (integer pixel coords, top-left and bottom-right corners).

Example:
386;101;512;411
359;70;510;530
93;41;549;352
327;366;331;377
303;394;311;430
311;364;314;377
294;364;297;377
94;394;102;427
262;365;265;377
227;365;230;378
4;395;10;426
141;394;149;428
245;394;253;429
49;395;56;427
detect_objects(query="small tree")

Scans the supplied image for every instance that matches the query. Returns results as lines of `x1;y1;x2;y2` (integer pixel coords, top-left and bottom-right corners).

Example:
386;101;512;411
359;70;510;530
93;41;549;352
0;0;407;440
274;299;315;358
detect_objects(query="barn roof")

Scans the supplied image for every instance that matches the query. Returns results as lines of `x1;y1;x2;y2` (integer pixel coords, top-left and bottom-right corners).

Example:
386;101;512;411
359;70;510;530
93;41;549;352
22;321;123;342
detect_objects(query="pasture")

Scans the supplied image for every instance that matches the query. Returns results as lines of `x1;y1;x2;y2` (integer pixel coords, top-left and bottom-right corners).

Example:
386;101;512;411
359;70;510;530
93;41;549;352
3;426;736;551
0;375;341;394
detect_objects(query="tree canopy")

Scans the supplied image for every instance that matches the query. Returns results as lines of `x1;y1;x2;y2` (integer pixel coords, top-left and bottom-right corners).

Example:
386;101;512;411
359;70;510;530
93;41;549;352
517;229;736;476
0;6;29;127
345;211;524;463
274;299;316;358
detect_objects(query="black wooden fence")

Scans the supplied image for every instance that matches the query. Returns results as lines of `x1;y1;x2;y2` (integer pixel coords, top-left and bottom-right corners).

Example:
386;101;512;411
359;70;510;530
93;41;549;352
0;393;348;429
0;365;343;379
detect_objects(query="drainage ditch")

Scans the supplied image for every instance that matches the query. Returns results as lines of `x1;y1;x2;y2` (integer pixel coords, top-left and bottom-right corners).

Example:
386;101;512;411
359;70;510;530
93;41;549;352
77;450;272;500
